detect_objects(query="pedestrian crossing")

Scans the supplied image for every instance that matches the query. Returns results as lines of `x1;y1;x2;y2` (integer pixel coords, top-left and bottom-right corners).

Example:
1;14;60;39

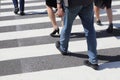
0;0;120;80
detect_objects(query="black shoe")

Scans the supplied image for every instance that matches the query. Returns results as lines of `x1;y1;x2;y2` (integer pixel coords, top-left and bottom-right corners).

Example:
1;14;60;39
106;23;113;33
50;28;59;37
14;8;19;14
96;20;102;26
84;60;99;70
55;41;68;55
20;12;25;16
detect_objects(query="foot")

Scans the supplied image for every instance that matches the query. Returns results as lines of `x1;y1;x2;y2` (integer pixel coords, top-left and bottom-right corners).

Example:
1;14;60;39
14;8;19;14
50;28;59;37
84;60;99;70
106;23;113;33
20;12;25;16
55;41;68;55
96;20;102;26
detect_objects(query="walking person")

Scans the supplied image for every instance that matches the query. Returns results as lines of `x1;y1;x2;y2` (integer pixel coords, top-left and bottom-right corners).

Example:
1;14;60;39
45;0;63;37
55;0;99;70
94;0;113;33
12;0;25;16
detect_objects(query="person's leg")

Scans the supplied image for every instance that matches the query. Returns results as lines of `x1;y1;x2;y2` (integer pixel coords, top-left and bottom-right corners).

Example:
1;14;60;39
94;6;100;21
106;8;113;24
12;0;19;14
94;5;102;25
46;6;59;36
105;0;113;33
12;0;18;8
20;0;24;12
19;0;25;15
60;6;81;52
45;0;59;36
79;3;98;64
46;6;58;30
106;8;113;33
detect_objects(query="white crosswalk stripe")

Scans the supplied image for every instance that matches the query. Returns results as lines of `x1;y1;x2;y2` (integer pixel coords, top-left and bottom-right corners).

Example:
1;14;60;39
0;20;119;41
1;2;45;9
0;0;120;80
0;10;120;26
0;36;120;61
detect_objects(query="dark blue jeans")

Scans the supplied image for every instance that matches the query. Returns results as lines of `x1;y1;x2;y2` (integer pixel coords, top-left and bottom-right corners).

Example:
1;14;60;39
60;3;98;64
12;0;24;12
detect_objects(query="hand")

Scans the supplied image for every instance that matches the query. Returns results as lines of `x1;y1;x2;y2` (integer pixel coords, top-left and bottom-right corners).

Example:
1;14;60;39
56;8;64;17
56;6;64;17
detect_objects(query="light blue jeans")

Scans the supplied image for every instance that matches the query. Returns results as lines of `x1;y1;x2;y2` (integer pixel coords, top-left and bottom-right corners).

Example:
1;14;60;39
60;3;98;64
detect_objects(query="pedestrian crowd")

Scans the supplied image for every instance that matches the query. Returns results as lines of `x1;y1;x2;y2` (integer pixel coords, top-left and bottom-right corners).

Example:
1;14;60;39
12;0;114;70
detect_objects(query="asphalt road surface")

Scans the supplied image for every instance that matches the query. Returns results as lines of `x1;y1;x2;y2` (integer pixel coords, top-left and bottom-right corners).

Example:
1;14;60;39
0;0;120;80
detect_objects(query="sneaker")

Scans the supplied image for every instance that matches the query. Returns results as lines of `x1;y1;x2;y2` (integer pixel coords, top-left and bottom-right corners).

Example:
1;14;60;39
14;8;19;14
106;23;113;33
20;12;25;16
55;41;68;55
96;20;102;26
84;60;99;70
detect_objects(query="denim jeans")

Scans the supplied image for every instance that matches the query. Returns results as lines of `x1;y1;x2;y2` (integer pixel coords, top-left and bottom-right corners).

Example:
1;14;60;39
12;0;24;12
60;3;98;64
